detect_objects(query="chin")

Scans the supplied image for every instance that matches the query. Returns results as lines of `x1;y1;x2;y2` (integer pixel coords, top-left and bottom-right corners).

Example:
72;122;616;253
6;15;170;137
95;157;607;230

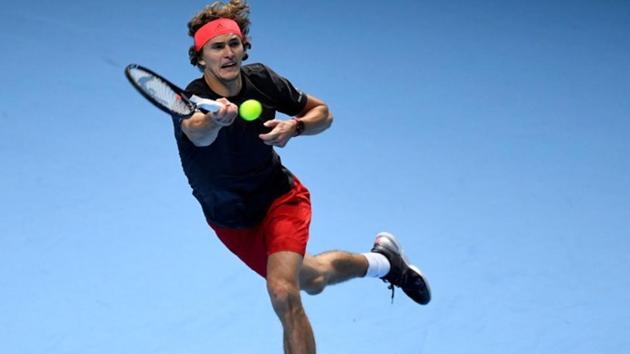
220;70;241;82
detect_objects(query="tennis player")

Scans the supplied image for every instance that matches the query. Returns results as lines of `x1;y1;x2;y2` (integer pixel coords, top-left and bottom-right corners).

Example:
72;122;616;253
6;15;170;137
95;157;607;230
173;1;430;352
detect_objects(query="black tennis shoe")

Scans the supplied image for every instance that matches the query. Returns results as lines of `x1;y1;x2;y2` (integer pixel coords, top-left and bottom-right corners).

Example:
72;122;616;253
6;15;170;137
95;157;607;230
371;232;431;305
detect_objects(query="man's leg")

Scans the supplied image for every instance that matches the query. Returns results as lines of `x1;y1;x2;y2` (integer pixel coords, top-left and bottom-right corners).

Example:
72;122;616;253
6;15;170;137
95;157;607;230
298;233;431;305
299;251;369;295
267;251;316;354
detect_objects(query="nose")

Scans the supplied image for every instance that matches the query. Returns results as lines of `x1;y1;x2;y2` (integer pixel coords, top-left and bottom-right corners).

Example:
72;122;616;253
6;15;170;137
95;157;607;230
223;45;235;58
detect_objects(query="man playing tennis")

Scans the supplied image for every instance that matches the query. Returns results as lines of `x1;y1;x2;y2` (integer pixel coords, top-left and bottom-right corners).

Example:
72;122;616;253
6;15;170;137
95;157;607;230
175;1;430;352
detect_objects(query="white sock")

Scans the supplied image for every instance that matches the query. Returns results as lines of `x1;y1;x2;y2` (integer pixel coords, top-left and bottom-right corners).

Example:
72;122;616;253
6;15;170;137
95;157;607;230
362;252;391;278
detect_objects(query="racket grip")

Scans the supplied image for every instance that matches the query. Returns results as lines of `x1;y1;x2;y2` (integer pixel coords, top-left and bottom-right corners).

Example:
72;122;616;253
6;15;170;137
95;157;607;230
190;95;224;113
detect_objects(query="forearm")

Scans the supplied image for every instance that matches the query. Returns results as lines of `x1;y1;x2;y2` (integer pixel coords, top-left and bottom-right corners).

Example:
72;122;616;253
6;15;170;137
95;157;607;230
257;95;332;147
295;96;333;136
181;112;222;147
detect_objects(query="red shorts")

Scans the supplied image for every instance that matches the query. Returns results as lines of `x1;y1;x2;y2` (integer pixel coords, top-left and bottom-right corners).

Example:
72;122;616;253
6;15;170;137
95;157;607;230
208;178;312;278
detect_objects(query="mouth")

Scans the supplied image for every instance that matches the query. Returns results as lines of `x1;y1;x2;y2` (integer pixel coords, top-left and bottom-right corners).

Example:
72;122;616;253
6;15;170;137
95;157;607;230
221;62;238;69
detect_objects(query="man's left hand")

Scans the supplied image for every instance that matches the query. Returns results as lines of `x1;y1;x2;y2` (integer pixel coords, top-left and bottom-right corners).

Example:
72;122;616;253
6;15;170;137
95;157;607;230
258;119;298;147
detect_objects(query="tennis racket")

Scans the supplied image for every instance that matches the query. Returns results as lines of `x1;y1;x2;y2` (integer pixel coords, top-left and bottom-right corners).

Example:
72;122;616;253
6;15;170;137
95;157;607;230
124;64;223;118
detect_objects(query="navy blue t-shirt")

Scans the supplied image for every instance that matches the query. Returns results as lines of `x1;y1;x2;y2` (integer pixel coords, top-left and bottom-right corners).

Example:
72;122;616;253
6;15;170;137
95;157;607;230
173;63;308;228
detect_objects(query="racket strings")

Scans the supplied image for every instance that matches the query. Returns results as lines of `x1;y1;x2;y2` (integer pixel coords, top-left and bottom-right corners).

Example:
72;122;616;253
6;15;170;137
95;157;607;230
128;69;193;115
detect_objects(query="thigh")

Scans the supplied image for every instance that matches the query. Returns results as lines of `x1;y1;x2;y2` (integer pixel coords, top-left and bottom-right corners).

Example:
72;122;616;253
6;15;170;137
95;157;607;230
267;251;304;285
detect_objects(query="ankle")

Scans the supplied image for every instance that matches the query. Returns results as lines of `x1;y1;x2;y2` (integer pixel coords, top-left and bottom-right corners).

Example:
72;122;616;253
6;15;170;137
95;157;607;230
362;252;391;278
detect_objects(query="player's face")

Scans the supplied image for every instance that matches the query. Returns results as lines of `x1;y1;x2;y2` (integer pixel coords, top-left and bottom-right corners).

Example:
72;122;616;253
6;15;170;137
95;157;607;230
199;34;244;83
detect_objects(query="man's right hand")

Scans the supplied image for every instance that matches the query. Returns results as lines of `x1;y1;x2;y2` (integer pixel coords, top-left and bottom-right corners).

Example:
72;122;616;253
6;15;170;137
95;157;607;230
182;97;238;147
210;97;238;127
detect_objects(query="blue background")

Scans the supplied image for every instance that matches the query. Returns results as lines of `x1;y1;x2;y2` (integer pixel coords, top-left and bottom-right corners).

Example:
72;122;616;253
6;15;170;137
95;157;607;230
1;0;629;353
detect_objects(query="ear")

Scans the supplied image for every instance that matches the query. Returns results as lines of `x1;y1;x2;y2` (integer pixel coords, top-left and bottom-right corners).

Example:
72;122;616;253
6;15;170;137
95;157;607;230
198;59;206;67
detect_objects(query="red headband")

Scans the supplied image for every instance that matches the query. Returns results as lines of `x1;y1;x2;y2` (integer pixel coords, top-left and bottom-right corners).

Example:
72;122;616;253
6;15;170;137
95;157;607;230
194;18;243;51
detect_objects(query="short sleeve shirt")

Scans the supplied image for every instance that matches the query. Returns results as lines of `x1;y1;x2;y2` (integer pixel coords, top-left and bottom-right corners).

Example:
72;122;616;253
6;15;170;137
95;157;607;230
173;63;308;228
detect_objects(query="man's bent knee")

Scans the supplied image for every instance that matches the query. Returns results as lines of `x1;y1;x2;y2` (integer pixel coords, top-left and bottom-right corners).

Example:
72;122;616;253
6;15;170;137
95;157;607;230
301;275;326;295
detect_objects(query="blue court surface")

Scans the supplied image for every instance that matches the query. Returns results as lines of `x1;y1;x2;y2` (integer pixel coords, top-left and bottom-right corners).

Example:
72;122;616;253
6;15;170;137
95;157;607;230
1;1;629;353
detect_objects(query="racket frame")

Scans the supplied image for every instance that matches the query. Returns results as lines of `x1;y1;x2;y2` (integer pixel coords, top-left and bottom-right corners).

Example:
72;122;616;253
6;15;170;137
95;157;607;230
124;64;198;118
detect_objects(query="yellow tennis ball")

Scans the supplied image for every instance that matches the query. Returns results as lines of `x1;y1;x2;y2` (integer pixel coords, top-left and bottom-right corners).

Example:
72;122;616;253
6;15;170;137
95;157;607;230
239;99;262;121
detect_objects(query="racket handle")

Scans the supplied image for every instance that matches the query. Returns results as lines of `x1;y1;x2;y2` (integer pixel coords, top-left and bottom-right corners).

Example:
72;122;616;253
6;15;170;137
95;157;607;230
190;95;224;113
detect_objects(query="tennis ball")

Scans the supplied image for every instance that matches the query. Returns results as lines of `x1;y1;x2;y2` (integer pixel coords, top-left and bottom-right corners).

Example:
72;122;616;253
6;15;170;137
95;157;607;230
239;99;262;121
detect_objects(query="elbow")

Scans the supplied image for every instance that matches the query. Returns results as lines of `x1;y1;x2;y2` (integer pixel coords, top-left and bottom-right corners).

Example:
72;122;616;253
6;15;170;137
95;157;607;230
323;105;334;130
325;113;334;130
189;135;213;147
188;129;218;147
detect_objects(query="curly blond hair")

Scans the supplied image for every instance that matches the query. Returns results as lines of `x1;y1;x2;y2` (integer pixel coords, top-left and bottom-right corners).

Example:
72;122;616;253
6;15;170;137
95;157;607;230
187;0;252;67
